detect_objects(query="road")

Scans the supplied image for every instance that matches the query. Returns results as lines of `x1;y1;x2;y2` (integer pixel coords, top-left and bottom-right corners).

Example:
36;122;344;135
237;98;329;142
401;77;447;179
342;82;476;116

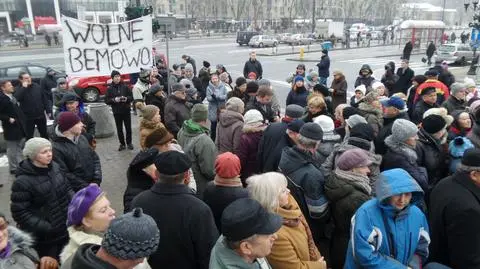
0;38;469;220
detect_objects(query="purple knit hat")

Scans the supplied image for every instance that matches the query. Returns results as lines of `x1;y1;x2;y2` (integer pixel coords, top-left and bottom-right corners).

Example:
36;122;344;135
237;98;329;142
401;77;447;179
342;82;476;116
67;184;104;226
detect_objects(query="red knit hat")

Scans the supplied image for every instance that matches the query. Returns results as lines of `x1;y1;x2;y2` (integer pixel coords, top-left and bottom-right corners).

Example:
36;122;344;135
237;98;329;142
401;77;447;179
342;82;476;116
215;152;241;178
58;111;81;132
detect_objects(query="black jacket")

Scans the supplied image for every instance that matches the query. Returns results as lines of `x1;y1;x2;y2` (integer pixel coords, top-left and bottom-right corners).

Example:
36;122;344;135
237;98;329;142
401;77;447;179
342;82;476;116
62;244;116;269
374;112;410;155
316;55;331;78
393;67;414;95
10;159;72;245
257;122;293;172
123;166;154;213
52;129;102;192
132;183;219;269
203;182;249;233
426;43;436;57
442;96;466;114
412;100;438;124
403;42;413;55
0;92;26;140
416;128;448;189
245;98;276;124
429;172;480;269
40;74;56;107
164;95;191;138
14;82;51;119
105;82;133;114
243;59;263;79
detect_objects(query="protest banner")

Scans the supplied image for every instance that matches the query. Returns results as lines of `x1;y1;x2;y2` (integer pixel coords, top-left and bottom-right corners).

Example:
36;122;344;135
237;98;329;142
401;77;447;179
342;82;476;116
62;16;152;77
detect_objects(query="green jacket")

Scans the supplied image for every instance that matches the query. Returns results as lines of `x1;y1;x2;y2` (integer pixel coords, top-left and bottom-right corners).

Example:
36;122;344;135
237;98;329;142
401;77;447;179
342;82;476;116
209;236;272;269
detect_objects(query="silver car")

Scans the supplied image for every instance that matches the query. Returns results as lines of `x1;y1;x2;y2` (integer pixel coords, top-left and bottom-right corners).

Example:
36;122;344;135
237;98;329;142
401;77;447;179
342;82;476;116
436;44;474;65
248;35;278;47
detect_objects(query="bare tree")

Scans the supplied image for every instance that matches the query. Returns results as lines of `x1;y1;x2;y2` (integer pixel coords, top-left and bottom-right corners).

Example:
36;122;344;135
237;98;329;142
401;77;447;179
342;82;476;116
251;0;265;29
228;0;249;21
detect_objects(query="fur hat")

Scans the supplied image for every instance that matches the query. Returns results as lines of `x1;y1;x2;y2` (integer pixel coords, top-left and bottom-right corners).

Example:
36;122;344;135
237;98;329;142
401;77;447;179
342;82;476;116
313;115;335;133
422;107;454;127
144;127;174;148
226;97;244;113
355;85;367;95
141;105;159;121
243;109;264;126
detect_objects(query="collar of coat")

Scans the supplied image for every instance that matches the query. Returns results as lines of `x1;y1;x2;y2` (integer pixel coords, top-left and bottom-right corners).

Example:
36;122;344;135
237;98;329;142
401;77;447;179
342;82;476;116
151;182;195;195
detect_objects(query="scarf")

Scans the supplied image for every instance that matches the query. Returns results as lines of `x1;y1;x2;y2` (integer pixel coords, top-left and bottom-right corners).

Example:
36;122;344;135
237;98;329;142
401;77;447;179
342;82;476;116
334;168;372;195
281;204;320;261
213;175;242;187
0;242;11;259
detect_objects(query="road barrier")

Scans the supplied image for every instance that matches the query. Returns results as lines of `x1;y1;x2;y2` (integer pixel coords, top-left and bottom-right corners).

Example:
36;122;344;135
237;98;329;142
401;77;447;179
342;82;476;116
88;103;115;138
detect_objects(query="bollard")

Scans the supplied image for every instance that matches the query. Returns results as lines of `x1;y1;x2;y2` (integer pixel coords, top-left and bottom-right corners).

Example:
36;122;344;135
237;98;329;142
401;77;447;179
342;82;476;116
88;103;115;138
299;47;304;60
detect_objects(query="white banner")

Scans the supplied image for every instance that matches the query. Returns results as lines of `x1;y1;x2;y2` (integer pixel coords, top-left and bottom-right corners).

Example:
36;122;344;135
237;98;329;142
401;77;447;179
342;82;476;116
62;15;152;77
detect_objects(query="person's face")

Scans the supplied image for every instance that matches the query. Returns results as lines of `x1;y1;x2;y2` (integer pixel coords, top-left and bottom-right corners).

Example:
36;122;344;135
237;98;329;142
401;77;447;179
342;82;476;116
185;69;193;77
35;146;53;166
1;81;14;94
384;106;399;118
257;95;272;105
401;61;408;69
112;75;121;84
361;70;369;77
335;107;344;122
355;91;364;99
70;121;84;136
422;92;437;105
0;217;8;252
82;196;116;232
352;166;370;176
376;86;385;96
151;76;159;84
48;70;56;76
250;52;256;60
432;128;446;140
155;90;164;97
152;68;158;76
175;90;186;100
311;75;318;82
458;112;472;129
66;101;79;112
333;73;340;80
152;110;161;123
21;74;32;85
454;89;467;100
239;84;247;93
59;82;67;90
297;68;305;75
154;140;173;153
405;135;418;147
245;234;278;259
211;75;219;85
389;192;412;210
295;80;304;87
278;186;290;207
308;105;322;115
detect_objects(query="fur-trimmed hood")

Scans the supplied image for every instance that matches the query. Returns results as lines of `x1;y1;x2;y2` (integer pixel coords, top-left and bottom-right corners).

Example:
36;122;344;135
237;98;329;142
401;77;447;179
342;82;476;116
7;226;35;252
242;124;267;133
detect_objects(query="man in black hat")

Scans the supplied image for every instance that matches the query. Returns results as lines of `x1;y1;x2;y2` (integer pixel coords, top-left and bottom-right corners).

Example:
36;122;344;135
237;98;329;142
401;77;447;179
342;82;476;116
209;198;282;268
132;151;218;269
316;49;330;86
429;148;480;269
412;87;439;124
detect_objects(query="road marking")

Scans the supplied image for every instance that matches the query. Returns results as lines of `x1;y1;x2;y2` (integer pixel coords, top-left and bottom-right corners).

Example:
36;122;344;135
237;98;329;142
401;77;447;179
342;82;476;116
183;43;236;49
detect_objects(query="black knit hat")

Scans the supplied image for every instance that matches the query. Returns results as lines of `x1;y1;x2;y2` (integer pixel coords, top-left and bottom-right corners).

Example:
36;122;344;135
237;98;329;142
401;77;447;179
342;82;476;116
412;75;427;85
203;61;211;68
420;87;436;96
422;114;446;134
313;84;330;97
154;151;191;175
102;208;160;260
343;106;359;120
287;119;305;133
246;81;259;94
130;148;159;170
299;122;323;141
350;123;375;142
111;70;121;79
460;148;480;168
235;77;247;87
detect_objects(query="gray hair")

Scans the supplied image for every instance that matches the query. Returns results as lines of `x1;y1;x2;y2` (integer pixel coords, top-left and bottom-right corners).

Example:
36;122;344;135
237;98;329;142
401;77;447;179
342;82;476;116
225;234;259;250
246;172;287;212
257;79;271;88
297;134;319;149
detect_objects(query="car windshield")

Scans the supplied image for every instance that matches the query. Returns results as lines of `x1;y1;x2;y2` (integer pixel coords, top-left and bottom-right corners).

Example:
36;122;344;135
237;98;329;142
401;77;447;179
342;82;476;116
251;36;259;41
439;45;456;53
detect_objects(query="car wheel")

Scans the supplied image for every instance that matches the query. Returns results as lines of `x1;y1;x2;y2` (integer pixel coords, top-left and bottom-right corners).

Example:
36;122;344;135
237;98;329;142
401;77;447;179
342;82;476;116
461;57;467;66
82;87;100;102
259;42;264;48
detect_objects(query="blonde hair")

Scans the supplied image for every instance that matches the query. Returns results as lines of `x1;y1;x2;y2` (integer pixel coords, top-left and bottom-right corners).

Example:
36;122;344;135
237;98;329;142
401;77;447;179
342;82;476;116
307;95;326;109
246;172;287;212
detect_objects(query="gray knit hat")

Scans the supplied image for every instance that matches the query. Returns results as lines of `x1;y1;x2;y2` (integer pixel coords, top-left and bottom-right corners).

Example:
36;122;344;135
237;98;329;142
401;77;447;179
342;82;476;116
23;138;52;160
346;114;367;128
226;97;244;113
391;119;418;143
285;104;305;119
450;82;466;96
102;208;160;260
299;122;323;141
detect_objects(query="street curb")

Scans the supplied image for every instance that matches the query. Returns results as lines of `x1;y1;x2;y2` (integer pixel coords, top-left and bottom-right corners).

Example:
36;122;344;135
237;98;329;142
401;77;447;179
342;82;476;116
256;43;398;57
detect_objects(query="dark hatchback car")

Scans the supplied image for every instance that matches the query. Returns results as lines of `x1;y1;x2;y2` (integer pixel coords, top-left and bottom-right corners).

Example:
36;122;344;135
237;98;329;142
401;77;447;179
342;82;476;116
0;63;66;87
236;31;261;46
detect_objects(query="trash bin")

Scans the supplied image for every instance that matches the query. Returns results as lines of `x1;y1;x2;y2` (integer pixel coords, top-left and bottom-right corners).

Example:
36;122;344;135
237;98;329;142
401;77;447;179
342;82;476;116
321;41;333;51
88;103;115;138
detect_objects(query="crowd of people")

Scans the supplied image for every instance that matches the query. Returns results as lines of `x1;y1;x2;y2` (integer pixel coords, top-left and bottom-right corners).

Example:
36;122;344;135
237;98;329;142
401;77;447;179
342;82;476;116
0;49;480;269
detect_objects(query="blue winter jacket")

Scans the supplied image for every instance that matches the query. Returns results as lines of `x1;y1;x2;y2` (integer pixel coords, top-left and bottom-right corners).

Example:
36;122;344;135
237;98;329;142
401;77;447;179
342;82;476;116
206;81;227;122
344;168;430;269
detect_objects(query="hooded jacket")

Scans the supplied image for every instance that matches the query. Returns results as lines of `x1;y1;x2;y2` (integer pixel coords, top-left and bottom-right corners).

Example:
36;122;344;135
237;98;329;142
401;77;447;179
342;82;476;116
0;226;39;269
216;110;244;154
344;169;430;269
206;82;228;122
237;124;266;181
164;95;191;137
442;95;466;114
316;132;342;163
209;236;272;269
177;119;217;198
354;65;375;90
375;112;410;155
358;102;384;135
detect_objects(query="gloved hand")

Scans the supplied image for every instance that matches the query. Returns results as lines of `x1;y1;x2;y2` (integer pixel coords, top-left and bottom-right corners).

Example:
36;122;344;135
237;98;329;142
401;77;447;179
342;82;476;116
211;94;217;100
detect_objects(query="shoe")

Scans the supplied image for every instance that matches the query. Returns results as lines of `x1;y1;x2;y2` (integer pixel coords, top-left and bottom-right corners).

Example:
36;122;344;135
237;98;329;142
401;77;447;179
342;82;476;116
127;144;134;150
118;144;126;151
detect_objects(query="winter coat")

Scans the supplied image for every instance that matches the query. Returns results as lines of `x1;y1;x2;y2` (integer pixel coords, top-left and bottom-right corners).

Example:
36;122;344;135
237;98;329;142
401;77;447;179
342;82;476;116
317;55;330;78
0;226;39;269
55;97;96;137
207;82;228;122
132;183;219;269
52;126;102;192
412;100;438;124
245;98;276;124
316;133;342;163
105;82;133;114
257;122;293;173
324;169;372;269
413;79;450;105
139;120;165;150
393;67;414;95
237;125;265;181
429;171;480;269
132;81;149;104
164;95;191;137
426;43;436;57
304;76;319;91
61;244;118;269
216;110;244;154
330;78;347;109
267;195;325;269
381;136;429;192
354;65;375;90
403;42;413;55
53;88;78;108
227;88;246;101
374;112;410;155
467;123;480;148
209;236;272;269
243;59;263;79
442;96;466;114
344;170;429;269
278;146;329;245
0;92;26;141
14;82;51;119
286;87;309;107
416;128;448;189
203;182;249;232
11;159;72;248
381;72;399;94
177;120;217;198
123;164;155;213
40;74;57;106
358;102;384;136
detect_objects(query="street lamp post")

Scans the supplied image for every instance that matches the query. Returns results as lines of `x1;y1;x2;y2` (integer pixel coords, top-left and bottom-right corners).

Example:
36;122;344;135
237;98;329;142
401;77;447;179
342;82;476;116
465;0;480;75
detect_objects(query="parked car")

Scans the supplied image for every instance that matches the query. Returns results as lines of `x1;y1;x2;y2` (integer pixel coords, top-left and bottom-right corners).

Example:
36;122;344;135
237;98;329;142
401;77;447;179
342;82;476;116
0;63;65;87
436;44;474;65
287;34;314;45
236;31;261;46
248;35;278;47
67;74;132;102
276;33;292;43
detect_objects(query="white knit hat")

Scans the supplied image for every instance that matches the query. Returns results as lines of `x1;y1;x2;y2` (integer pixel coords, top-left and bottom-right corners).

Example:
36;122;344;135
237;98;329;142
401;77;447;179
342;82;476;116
371;81;385;91
354;85;367;95
313;115;335;133
243;109;264;126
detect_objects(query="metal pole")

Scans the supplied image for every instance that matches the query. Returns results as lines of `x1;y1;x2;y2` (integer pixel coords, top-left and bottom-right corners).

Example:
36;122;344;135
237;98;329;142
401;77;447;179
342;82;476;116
25;0;36;35
185;0;189;38
53;0;61;24
165;25;171;94
312;0;316;33
441;0;446;22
